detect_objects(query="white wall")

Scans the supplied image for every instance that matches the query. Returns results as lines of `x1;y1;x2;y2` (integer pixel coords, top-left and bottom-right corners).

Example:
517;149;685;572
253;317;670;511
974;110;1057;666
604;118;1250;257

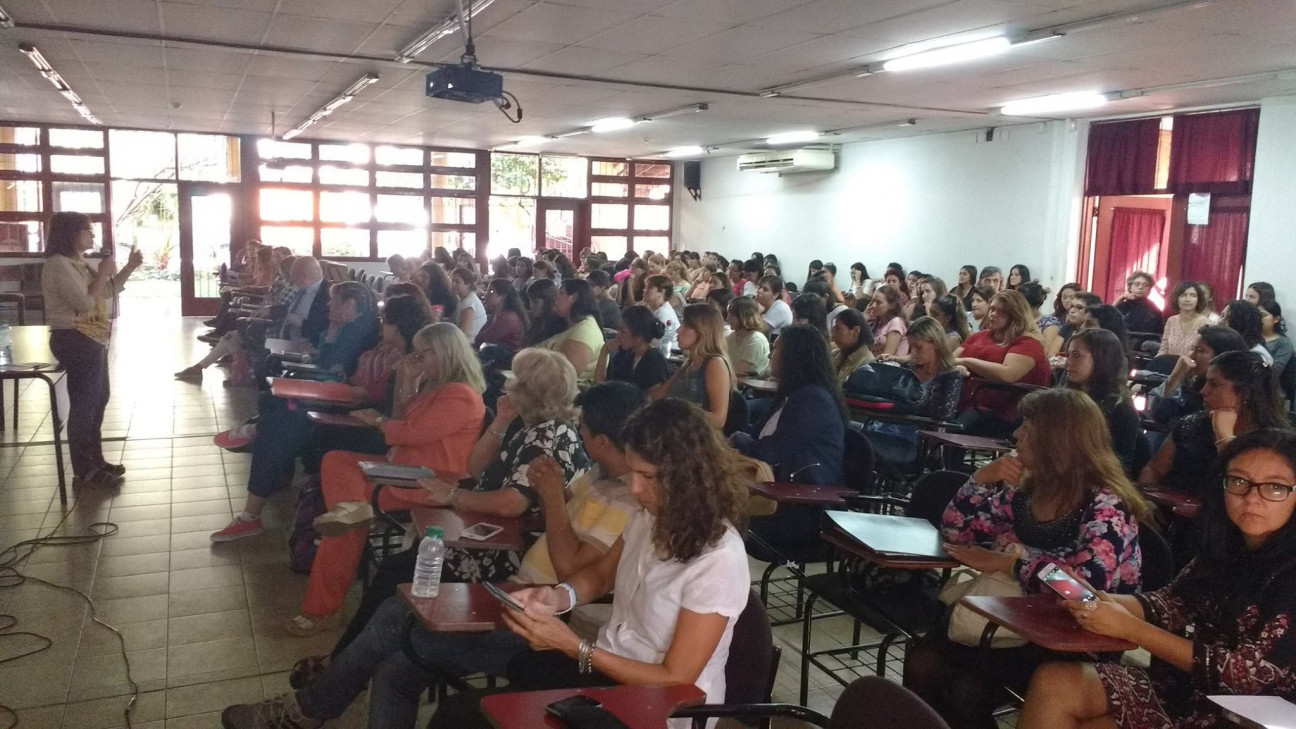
1245;95;1296;307
675;120;1088;290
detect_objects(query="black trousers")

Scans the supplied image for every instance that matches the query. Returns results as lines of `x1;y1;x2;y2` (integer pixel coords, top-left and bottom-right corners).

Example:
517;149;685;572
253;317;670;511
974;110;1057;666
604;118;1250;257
49;329;110;479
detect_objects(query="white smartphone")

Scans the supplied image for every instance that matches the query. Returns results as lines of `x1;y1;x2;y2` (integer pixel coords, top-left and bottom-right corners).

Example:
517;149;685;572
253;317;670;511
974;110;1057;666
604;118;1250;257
484;581;524;611
1037;563;1098;603
460;522;504;541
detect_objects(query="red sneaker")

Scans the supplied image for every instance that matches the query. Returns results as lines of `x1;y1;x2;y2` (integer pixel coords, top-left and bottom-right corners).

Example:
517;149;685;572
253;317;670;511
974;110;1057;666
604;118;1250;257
211;516;263;542
214;424;257;451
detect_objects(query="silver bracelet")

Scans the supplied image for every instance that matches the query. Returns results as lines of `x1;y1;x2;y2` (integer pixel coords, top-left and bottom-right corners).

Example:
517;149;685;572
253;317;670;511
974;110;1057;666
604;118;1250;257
577;639;595;675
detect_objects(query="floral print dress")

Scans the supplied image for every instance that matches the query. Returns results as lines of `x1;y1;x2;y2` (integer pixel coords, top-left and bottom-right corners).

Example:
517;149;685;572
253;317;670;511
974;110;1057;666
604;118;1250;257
941;478;1143;593
442;418;588;583
1095;557;1296;729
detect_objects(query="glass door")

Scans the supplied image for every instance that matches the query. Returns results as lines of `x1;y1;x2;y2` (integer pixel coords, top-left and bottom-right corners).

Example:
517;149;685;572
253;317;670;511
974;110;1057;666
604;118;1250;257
535;198;587;261
177;183;235;317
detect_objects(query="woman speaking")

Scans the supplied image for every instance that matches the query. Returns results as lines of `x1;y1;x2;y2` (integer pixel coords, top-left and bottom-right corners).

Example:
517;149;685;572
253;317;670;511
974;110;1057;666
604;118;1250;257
41;212;143;489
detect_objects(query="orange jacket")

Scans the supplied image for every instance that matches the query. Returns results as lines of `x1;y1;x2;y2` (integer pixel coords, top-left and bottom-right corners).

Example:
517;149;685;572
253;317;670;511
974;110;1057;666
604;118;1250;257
381;381;484;477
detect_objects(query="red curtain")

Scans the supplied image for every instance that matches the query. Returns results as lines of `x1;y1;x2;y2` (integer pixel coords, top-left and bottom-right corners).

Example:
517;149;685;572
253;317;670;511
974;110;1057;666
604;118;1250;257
1181;208;1250;305
1167;108;1260;194
1106;208;1166;302
1085;118;1162;196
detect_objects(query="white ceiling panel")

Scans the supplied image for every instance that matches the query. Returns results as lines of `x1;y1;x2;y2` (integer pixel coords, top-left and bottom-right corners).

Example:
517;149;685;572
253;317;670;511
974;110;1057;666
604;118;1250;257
653;0;817;26
525;45;649;75
657;25;822;65
485;3;641;46
576;14;732;55
850;0;1046;44
748;0;955;35
160;3;275;41
275;0;409;24
263;16;383;55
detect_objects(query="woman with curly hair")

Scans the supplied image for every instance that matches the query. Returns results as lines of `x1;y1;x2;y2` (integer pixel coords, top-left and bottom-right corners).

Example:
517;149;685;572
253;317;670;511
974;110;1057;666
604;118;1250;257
418;261;458;323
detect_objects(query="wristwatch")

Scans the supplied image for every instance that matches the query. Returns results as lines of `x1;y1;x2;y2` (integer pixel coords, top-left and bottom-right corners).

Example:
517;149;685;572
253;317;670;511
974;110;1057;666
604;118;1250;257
374;415;388;426
446;486;460;507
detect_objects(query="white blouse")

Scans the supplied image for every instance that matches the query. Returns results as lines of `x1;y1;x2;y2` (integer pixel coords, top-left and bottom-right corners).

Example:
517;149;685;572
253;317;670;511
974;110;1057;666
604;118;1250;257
598;509;749;728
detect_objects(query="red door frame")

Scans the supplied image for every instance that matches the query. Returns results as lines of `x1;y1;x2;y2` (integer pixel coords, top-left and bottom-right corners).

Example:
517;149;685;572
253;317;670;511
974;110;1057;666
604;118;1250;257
177;181;238;317
535;198;589;260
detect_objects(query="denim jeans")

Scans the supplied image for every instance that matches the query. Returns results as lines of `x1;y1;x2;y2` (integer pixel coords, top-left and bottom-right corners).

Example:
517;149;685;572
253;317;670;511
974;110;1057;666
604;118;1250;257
298;596;529;729
246;393;314;497
49;329;109;479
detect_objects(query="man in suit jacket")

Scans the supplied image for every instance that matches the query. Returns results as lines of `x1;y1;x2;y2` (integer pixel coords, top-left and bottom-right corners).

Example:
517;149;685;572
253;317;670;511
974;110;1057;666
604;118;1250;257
278;256;331;343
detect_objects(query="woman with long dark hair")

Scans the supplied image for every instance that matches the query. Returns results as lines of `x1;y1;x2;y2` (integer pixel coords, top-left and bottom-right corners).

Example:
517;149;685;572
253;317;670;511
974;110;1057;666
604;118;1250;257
418;261;458;323
1021;428;1296;729
42;211;144;488
1064;328;1142;477
830;307;875;383
955;264;979;312
537;278;604;383
594;305;669;391
477;278;528;352
1159;281;1210;357
524;278;563;346
1224;299;1274;365
1006;264;1031;291
929;293;969;348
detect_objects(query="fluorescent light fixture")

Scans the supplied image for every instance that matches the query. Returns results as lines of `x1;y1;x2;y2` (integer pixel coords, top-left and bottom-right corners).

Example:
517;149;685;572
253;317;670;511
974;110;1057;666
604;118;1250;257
513;136;549;148
636;103;708;122
18;43;100;124
766;131;820;146
396;0;497;62
1000;91;1109;116
882;36;1013;72
666;146;705;158
0;3;13;28
590;117;636;133
283;72;379;140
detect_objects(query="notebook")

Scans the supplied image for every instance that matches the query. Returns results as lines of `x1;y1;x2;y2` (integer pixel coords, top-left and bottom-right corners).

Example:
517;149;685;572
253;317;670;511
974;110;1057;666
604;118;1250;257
1208;696;1296;729
359;462;435;483
824;510;948;560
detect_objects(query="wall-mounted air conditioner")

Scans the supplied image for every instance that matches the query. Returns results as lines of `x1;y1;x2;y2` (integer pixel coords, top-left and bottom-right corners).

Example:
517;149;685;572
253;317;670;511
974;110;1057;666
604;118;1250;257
736;148;836;174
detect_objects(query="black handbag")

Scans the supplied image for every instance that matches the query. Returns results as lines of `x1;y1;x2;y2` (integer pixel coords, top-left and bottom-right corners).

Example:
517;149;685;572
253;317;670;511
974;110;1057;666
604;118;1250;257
843;362;923;410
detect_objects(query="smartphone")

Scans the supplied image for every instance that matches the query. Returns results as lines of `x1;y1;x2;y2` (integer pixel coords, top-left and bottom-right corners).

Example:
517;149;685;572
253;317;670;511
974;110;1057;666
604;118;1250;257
545;694;602;718
483;581;524;611
1037;563;1098;603
461;522;504;541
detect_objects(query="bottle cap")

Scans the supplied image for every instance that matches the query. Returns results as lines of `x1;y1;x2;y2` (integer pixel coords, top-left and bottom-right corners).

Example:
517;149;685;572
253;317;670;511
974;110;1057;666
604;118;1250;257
424;526;444;539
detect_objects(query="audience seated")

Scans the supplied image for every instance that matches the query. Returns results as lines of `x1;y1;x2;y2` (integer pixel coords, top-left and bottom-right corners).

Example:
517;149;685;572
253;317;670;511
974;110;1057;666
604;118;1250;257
1158;281;1210;357
1051;282;1079;323
1259;301;1296;406
450;266;487;343
866;284;910;357
595;304;670;391
966;285;994;334
652;304;733;429
1059;290;1102;346
1018;281;1063;357
1083;303;1133;355
642;274;680;357
725;297;771;378
953;265;978;312
1006;264;1029;291
524;278;564;346
791;292;829;338
978;265;1003;292
536;279;604;383
904;388;1150;729
476;278;527;353
1020;429;1296;729
1153;325;1248;426
756;274;793;335
1114;271;1164;335
953;290;1052;438
1223;299;1275;365
1063;329;1143;477
929;293;969;349
866;317;963;464
829;307;875;384
418;261;458;323
586;269;622;331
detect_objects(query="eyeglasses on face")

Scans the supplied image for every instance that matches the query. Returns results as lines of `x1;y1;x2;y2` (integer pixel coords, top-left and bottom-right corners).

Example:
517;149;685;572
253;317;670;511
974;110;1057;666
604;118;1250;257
1223;475;1296;502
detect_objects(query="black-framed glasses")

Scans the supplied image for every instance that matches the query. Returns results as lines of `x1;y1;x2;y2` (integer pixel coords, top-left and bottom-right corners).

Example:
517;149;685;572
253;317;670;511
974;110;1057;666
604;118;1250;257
1223;475;1296;502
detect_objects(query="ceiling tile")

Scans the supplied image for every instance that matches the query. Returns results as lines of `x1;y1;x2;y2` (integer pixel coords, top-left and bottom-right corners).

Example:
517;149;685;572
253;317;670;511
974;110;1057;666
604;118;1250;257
263;15;384;54
526;46;650;75
160;3;275;41
659;25;823;65
575;14;732;54
747;0;954;35
485;2;640;45
653;0;817;25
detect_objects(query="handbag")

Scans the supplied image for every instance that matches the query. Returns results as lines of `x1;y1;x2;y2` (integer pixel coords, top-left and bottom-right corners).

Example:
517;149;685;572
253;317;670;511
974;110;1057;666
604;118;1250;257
843;362;923;411
937;568;1027;648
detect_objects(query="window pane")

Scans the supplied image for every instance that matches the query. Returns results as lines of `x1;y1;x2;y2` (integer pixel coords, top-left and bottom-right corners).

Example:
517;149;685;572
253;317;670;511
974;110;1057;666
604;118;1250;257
376;146;423;166
260;188;313;222
634;235;670;252
430;151;476;168
258;139;312;159
0;180;41;212
51;155;105;175
321;228;370;257
53;182;105;213
319;143;369;164
634;183;670;200
431;231;475;255
488;196;535;261
49;128;103;148
491;153;538;196
319;191;372;224
260;225;314;255
377;229;428;258
0;126;39;145
110;130;177;179
259;164;313;183
591;182;627;197
0;153;41;172
591;203;627;229
591;235;628;260
634;204;670;230
0;221;42;254
430;174;475;191
634;163;670;179
111;180;179;272
592;161;628;176
376;171;423;188
375;194;428;225
178;134;241;182
319;165;370;186
430;196;475;225
541;156;587;198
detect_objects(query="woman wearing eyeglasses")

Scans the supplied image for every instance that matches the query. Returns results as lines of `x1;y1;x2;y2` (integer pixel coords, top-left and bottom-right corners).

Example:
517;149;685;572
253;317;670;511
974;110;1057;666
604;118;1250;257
41;212;144;489
1019;428;1296;729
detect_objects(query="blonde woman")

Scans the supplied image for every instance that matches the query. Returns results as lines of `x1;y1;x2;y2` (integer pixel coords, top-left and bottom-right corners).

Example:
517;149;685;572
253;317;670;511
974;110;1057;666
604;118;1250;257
865;317;963;464
652;303;734;429
725;297;771;378
284;323;488;635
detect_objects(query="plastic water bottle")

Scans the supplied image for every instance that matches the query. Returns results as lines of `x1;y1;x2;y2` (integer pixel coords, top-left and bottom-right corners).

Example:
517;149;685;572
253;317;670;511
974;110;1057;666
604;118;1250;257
411;526;446;598
0;321;12;367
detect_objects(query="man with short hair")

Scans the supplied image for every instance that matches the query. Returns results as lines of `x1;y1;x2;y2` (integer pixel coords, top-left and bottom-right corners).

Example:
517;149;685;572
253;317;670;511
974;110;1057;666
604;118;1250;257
758;274;793;335
979;266;1003;293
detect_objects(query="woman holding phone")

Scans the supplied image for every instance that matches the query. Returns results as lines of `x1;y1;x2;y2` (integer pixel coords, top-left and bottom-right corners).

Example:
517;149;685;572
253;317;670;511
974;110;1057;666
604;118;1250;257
41;212;143;488
1020;428;1296;729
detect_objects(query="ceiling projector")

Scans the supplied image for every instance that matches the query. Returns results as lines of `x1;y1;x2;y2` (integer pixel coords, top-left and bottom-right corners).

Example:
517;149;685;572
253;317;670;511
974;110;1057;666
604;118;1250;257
425;65;504;104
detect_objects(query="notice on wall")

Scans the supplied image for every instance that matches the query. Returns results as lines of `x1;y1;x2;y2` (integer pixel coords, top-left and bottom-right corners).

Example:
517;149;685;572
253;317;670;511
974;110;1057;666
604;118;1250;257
1187;193;1211;225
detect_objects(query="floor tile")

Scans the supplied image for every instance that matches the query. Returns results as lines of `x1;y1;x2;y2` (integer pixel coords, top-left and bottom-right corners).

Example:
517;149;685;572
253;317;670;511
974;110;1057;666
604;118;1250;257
167;637;258;678
168;585;249;618
164;676;264;719
167;609;251;647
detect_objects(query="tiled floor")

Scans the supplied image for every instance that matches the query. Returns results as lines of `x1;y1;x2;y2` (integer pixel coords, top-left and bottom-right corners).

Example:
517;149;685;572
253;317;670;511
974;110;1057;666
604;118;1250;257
0;315;888;728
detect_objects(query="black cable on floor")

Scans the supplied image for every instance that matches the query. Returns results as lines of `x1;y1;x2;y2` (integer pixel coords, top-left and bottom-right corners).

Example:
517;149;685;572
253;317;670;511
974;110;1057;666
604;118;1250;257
0;499;129;729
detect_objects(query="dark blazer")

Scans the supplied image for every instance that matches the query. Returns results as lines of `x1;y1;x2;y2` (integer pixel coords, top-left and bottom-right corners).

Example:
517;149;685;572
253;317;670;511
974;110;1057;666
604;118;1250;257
744;384;845;484
301;280;332;344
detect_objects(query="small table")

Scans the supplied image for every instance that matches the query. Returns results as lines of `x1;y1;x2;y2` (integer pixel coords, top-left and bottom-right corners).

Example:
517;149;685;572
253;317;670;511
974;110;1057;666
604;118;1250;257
739;377;778;393
410;508;528;552
917;430;1014;455
1143;488;1201;511
480;684;707;729
307;411;369;428
748;481;854;507
0;325;69;503
269;377;358;404
265;337;310;356
821;510;959;567
959;595;1136;653
398;582;529;633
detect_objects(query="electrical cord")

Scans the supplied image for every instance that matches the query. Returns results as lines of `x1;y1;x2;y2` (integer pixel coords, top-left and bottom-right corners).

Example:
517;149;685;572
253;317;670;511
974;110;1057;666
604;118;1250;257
0;499;129;729
496;90;523;123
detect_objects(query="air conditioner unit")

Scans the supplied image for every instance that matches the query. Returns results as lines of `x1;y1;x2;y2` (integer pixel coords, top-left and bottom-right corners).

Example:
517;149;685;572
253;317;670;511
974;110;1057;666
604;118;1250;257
736;148;836;174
